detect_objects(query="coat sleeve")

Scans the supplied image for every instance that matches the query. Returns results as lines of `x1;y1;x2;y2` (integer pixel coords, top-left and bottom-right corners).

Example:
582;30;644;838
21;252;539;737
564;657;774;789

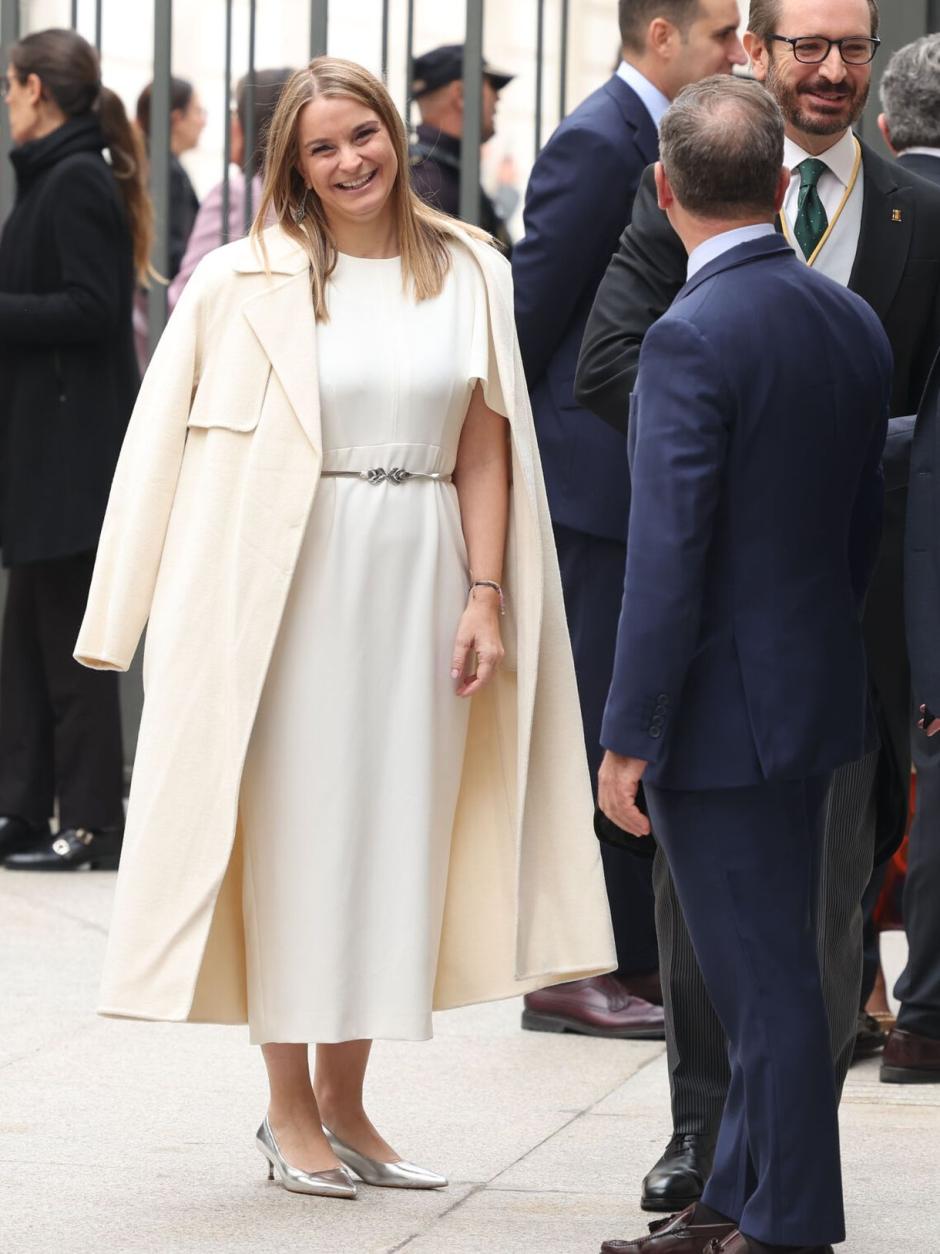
0;161;127;345
574;166;687;433
906;351;940;710
74;268;206;671
600;317;730;762
849;340;891;604
512;122;642;390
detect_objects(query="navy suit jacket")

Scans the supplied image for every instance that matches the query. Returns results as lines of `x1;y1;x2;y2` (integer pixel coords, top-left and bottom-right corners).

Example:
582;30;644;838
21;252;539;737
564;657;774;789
602;237;892;790
513;75;658;542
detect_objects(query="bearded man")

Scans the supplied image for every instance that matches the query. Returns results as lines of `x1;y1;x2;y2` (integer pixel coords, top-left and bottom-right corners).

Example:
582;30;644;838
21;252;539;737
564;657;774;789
575;0;940;1226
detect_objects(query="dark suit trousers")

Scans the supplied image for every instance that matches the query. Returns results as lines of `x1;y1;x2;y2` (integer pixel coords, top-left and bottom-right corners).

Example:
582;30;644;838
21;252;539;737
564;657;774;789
646;777;845;1249
895;726;940;1037
659;750;878;1135
553;524;658;976
0;552;124;829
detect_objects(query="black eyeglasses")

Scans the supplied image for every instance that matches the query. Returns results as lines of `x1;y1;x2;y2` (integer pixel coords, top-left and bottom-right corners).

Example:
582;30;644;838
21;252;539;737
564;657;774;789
769;34;881;65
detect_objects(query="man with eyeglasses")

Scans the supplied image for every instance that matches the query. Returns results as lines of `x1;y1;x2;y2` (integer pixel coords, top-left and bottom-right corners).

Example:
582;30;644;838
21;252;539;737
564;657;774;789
576;0;940;1231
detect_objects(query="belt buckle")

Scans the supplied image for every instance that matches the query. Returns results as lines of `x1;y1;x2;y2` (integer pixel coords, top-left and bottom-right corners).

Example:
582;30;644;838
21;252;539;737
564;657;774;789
363;467;411;485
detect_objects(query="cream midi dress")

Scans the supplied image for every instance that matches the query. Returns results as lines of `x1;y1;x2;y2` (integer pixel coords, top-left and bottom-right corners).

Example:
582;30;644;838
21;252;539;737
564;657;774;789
238;246;493;1045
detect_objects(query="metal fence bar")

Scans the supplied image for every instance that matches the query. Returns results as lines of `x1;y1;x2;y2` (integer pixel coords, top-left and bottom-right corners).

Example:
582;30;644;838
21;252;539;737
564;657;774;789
310;0;328;58
243;0;256;233
0;0;21;227
95;0;102;50
221;0;233;245
459;0;483;225
534;0;545;156
559;0;570;119
147;0;172;355
381;0;390;79
405;0;415;120
70;0;78;27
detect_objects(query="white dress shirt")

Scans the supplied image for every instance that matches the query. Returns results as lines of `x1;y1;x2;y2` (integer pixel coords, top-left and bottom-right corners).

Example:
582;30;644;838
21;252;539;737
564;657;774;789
616;60;671;129
687;223;777;280
901;146;940;160
782;129;863;287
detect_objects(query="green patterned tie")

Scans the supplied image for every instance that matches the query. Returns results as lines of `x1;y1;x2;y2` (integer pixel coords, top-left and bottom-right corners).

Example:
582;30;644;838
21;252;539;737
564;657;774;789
794;158;829;260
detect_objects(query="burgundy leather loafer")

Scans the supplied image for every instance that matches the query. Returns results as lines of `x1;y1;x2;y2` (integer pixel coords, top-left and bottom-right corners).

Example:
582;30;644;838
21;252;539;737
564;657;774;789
522;975;665;1039
600;1205;736;1252
703;1235;833;1254
881;1026;940;1083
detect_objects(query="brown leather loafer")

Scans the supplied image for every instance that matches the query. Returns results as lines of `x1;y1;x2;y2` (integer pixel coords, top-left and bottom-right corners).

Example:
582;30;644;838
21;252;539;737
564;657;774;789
881;1026;940;1083
620;968;664;1007
703;1235;833;1254
601;1206;736;1252
522;975;665;1039
600;1206;736;1252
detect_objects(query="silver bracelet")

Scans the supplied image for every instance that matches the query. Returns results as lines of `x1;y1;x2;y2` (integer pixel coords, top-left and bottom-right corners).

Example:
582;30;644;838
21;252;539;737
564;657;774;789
468;579;505;616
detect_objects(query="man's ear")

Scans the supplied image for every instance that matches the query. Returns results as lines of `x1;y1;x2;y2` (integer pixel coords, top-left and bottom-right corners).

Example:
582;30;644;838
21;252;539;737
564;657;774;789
654;161;674;211
744;31;768;82
774;166;790;214
649;17;678;62
877;113;898;156
25;71;44;106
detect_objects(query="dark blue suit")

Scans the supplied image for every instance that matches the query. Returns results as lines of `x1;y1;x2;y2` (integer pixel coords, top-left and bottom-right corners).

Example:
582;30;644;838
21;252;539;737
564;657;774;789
513;74;659;976
603;236;891;1246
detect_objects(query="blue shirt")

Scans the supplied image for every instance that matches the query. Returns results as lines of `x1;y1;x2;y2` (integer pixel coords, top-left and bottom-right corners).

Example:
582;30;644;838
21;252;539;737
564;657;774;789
687;223;777;280
616;60;671;129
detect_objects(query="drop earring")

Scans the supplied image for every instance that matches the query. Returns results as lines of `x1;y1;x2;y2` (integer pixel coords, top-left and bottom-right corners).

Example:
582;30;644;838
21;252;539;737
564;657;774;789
293;188;309;226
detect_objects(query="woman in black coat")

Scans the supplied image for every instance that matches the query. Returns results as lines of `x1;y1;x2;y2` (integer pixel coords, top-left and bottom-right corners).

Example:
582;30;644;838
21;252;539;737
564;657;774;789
0;28;151;869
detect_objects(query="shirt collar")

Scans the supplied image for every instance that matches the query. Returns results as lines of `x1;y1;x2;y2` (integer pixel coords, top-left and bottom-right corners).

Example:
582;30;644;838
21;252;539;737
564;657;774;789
687;223;777;280
901;146;940;160
616;60;671;128
784;128;858;187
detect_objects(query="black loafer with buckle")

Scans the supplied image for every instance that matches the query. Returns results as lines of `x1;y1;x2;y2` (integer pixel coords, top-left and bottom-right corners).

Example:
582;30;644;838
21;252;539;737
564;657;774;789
4;826;123;871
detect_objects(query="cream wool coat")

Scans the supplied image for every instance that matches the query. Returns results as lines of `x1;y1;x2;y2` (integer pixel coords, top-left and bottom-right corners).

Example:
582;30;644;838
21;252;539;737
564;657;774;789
75;224;616;1024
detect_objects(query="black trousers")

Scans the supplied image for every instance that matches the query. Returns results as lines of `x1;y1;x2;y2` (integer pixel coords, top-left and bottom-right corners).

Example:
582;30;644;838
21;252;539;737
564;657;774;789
0;552;124;830
895;724;940;1037
553;524;658;977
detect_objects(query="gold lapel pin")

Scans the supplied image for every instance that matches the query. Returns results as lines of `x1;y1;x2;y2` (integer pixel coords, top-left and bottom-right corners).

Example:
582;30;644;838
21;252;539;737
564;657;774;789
892;209;903;223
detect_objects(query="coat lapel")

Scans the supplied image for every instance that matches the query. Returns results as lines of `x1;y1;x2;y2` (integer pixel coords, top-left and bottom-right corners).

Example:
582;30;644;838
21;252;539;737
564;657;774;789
848;143;913;321
241;269;322;454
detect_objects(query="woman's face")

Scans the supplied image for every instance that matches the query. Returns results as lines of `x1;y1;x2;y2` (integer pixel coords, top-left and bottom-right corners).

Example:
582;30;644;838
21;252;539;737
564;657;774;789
3;65;41;145
295;94;399;234
172;92;206;153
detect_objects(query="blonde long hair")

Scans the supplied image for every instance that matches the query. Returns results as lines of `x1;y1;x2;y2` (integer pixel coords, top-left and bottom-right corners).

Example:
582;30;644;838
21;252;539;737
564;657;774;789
252;57;492;320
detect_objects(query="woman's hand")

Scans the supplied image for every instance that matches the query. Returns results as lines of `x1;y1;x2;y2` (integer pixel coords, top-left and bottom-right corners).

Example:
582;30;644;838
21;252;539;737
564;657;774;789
451;587;505;697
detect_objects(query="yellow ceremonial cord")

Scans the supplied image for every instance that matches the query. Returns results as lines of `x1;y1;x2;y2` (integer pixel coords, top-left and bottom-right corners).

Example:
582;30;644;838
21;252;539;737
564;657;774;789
780;137;863;267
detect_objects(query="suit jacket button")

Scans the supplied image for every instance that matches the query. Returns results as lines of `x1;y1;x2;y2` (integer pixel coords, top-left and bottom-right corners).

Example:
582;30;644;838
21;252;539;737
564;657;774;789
649;725;663;739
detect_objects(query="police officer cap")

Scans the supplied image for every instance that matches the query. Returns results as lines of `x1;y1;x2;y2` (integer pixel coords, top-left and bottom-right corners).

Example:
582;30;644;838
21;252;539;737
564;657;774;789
410;43;514;100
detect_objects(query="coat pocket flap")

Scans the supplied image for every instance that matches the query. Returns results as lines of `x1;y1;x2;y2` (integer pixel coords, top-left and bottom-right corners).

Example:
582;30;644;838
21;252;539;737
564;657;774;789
186;362;270;432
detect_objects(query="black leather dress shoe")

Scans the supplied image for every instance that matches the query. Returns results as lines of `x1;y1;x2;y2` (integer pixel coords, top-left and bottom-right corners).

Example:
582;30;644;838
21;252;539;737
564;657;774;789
0;815;50;861
4;826;123;871
852;1011;887;1063
641;1134;716;1213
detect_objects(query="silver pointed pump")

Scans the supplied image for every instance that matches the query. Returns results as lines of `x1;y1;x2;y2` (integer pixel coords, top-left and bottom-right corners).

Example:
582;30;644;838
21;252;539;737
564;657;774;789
256;1117;358;1198
323;1125;448;1189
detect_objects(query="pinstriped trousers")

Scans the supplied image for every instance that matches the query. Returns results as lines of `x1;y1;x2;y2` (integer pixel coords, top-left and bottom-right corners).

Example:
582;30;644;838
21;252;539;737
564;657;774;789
657;750;879;1136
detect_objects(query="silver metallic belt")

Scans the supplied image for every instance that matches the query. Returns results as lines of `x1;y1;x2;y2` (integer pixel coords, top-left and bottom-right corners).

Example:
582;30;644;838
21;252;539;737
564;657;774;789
320;467;451;485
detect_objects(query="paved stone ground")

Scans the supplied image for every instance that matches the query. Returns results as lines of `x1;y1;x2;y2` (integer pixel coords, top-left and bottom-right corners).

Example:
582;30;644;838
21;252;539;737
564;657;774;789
1;872;935;1253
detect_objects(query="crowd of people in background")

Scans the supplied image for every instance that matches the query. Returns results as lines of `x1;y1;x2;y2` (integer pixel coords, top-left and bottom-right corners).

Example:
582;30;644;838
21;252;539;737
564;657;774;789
2;4;940;1252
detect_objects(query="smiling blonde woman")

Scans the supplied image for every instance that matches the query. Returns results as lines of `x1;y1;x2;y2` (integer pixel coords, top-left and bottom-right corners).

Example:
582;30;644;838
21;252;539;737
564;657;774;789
75;56;615;1200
